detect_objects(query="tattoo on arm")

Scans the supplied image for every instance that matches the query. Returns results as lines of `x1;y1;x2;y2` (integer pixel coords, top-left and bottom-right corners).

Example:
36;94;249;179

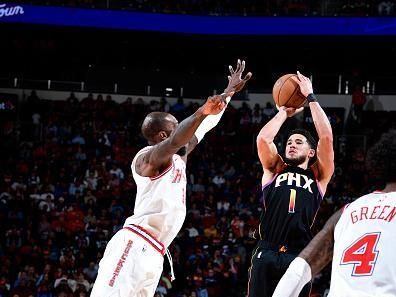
186;136;199;156
299;209;342;276
148;109;206;167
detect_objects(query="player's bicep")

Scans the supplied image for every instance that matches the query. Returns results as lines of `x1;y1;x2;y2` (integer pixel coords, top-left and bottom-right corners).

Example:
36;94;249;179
315;136;334;181
149;139;178;165
256;136;281;171
299;209;342;276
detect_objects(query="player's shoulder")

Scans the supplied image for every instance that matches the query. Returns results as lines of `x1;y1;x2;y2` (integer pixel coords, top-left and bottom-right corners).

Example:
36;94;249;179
132;146;153;161
137;145;153;155
131;146;153;172
173;153;186;165
348;191;389;207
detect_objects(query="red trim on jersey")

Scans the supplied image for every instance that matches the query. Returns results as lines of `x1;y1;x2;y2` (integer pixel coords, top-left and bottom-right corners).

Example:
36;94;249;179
124;225;165;255
342;203;350;213
150;162;174;181
373;190;385;194
373;190;396;194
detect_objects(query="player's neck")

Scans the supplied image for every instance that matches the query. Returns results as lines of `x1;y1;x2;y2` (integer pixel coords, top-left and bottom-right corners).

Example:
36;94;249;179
297;164;308;170
297;161;309;170
382;182;396;193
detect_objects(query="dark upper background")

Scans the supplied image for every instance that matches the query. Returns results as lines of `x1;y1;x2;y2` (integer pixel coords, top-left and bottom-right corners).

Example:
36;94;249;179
2;0;396;97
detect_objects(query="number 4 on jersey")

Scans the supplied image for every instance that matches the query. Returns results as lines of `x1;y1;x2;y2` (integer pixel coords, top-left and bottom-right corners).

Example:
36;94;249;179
340;232;381;276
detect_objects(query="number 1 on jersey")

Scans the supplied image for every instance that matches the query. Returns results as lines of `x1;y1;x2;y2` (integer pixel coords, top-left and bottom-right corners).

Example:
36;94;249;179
288;189;296;213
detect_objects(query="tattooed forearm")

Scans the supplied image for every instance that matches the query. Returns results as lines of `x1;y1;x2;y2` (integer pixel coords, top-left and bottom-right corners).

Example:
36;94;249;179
302;233;334;276
186;136;199;155
299;209;343;277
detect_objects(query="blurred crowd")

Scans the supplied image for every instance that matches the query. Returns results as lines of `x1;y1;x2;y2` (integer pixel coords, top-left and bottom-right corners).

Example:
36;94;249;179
0;90;395;297
12;0;396;16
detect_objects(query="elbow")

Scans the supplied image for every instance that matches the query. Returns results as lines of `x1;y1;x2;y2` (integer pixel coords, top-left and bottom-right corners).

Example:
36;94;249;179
257;133;272;145
318;134;334;153
320;134;333;144
168;133;189;150
169;137;183;149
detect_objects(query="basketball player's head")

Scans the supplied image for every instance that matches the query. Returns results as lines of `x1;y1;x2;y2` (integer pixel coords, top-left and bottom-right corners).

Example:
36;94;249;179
141;112;187;156
366;129;396;183
284;129;317;167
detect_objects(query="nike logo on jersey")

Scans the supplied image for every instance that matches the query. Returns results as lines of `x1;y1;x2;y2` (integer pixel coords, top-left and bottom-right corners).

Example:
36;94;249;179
351;205;396;224
274;172;314;193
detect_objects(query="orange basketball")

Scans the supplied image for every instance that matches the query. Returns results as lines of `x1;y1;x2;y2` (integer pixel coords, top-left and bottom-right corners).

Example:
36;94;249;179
272;74;307;108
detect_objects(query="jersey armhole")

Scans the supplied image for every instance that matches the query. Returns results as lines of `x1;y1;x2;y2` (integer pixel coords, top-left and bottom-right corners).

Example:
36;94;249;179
342;203;350;213
310;164;325;199
149;162;174;180
262;173;278;190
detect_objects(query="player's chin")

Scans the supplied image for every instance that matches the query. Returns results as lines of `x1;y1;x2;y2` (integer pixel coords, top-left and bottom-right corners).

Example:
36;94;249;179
285;153;297;160
284;155;305;166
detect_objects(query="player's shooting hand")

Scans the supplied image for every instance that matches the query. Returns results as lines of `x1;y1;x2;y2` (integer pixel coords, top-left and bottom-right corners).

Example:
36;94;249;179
224;59;252;94
202;92;234;115
277;105;304;118
292;71;314;98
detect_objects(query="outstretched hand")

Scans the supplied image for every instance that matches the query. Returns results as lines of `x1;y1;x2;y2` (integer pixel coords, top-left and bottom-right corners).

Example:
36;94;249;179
201;92;234;116
277;105;304;118
292;71;314;98
224;59;252;94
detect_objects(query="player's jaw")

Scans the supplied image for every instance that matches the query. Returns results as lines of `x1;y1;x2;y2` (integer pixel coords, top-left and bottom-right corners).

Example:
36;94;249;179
284;151;307;166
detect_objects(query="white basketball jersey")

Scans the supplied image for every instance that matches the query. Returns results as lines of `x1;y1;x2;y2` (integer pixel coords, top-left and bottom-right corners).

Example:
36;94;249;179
328;191;396;297
124;146;187;248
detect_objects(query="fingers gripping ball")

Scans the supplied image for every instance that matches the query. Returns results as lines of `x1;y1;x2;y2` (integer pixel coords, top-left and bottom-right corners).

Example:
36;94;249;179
272;74;307;108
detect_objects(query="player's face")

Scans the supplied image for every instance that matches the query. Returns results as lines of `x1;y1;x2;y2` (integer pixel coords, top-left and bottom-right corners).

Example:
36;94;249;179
285;134;313;165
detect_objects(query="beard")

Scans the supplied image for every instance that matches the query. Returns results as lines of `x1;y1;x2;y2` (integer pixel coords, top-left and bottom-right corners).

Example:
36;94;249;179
176;146;187;156
284;155;306;166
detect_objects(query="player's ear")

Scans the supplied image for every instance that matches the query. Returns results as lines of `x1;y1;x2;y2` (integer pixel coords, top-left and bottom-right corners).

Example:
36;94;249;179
308;148;315;158
158;131;168;140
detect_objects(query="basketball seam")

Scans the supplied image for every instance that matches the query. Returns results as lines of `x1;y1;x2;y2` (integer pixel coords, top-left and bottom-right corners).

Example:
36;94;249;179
277;75;293;106
297;91;307;108
283;75;299;107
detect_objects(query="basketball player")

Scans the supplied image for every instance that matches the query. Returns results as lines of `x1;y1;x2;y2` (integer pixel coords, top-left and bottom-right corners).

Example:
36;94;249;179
273;130;396;297
248;71;334;297
90;60;252;297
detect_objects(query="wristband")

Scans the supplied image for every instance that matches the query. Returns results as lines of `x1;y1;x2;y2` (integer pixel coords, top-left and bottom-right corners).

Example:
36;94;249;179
272;257;312;297
306;93;317;103
194;93;229;143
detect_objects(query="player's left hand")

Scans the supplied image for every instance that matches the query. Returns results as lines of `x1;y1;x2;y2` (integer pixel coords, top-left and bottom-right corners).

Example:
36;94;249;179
201;92;234;115
277;105;304;118
292;71;314;98
224;59;252;94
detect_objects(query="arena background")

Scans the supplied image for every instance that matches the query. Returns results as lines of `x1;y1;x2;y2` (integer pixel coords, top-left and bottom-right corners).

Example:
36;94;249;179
1;1;396;296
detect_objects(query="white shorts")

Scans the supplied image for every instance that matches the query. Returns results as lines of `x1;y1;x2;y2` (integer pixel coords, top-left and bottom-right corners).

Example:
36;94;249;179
91;225;165;297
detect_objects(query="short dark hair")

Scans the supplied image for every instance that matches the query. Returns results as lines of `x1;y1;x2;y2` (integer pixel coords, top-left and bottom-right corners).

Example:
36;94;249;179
366;129;396;183
287;129;317;150
141;112;174;142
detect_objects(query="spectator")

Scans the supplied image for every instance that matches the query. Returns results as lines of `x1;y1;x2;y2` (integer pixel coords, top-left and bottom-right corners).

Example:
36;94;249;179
1;90;394;297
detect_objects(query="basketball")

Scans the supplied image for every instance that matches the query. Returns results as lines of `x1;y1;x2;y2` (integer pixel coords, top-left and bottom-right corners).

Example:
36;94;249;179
272;74;307;108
